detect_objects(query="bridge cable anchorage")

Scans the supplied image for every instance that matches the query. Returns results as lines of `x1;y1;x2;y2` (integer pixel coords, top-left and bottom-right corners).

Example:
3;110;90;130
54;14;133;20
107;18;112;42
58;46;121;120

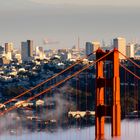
0;50;113;117
118;50;140;68
2;51;97;106
119;63;140;80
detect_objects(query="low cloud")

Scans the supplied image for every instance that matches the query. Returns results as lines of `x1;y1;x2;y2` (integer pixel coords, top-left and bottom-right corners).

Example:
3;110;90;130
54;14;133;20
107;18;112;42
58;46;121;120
43;38;60;45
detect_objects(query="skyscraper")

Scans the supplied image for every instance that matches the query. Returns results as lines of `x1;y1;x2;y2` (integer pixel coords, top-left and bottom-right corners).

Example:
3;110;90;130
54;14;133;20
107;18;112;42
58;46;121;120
27;40;33;57
5;42;14;60
92;41;100;51
126;43;135;58
21;40;33;62
35;46;45;60
0;46;4;58
113;37;126;59
86;41;100;60
5;43;13;53
86;42;94;60
86;42;93;56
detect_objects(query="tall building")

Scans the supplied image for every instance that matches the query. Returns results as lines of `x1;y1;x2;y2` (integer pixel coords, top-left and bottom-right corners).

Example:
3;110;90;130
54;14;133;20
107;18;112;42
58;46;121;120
113;37;126;59
0;46;4;58
86;41;100;60
86;42;93;55
92;41;100;51
27;40;33;57
21;40;33;62
5;43;13;53
35;46;45;60
5;42;14;60
85;42;94;60
67;52;72;60
126;44;135;58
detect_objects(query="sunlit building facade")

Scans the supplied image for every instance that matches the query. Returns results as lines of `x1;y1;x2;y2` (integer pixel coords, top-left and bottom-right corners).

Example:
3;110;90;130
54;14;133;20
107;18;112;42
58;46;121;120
113;37;126;59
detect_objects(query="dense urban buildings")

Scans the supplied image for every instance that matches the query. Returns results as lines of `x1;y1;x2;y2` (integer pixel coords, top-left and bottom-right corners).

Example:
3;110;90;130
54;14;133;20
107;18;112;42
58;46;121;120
0;37;140;139
1;36;139;88
0;37;139;65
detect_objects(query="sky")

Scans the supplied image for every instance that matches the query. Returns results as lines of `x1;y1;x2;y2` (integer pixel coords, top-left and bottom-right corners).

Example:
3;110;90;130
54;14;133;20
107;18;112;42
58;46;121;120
29;0;140;6
0;0;140;49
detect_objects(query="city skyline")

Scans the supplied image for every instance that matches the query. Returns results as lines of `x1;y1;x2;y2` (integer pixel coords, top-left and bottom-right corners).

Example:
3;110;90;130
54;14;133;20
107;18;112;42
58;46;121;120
1;1;140;140
0;36;139;69
0;0;140;49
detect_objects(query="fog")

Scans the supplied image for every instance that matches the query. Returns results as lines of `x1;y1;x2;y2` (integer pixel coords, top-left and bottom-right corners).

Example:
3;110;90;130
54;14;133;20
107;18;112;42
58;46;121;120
0;120;140;140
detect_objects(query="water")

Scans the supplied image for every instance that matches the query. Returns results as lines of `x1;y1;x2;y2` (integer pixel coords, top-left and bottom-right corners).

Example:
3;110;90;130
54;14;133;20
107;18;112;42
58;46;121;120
0;119;140;140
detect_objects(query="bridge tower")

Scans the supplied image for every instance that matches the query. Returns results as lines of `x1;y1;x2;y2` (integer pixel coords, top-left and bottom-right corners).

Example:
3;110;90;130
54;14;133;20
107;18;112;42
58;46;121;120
95;48;121;139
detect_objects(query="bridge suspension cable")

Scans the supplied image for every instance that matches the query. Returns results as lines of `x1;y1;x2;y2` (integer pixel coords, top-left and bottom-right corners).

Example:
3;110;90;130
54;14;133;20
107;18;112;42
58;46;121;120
118;50;140;69
119;63;140;80
2;51;96;106
0;50;113;117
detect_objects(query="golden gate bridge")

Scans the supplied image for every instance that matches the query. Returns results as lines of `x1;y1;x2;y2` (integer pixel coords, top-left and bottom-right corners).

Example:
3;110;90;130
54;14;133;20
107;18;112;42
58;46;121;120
0;48;140;139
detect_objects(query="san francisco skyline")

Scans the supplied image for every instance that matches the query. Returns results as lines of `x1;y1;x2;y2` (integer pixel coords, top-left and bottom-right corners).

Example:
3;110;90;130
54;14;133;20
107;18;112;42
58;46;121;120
0;0;140;48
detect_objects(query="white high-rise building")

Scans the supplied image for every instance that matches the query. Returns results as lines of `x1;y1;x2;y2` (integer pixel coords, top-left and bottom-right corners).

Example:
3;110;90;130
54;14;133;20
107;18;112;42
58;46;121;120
113;37;126;59
5;43;13;53
5;42;14;60
67;52;72;60
92;41;100;51
126;44;135;58
35;46;45;60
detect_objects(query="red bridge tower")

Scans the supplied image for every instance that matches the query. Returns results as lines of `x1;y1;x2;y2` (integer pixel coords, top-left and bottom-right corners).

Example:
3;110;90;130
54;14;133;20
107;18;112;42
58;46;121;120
95;48;121;139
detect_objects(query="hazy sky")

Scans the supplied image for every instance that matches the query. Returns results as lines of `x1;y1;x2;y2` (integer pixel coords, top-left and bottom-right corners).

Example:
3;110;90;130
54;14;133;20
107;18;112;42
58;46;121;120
0;0;140;48
30;0;140;6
